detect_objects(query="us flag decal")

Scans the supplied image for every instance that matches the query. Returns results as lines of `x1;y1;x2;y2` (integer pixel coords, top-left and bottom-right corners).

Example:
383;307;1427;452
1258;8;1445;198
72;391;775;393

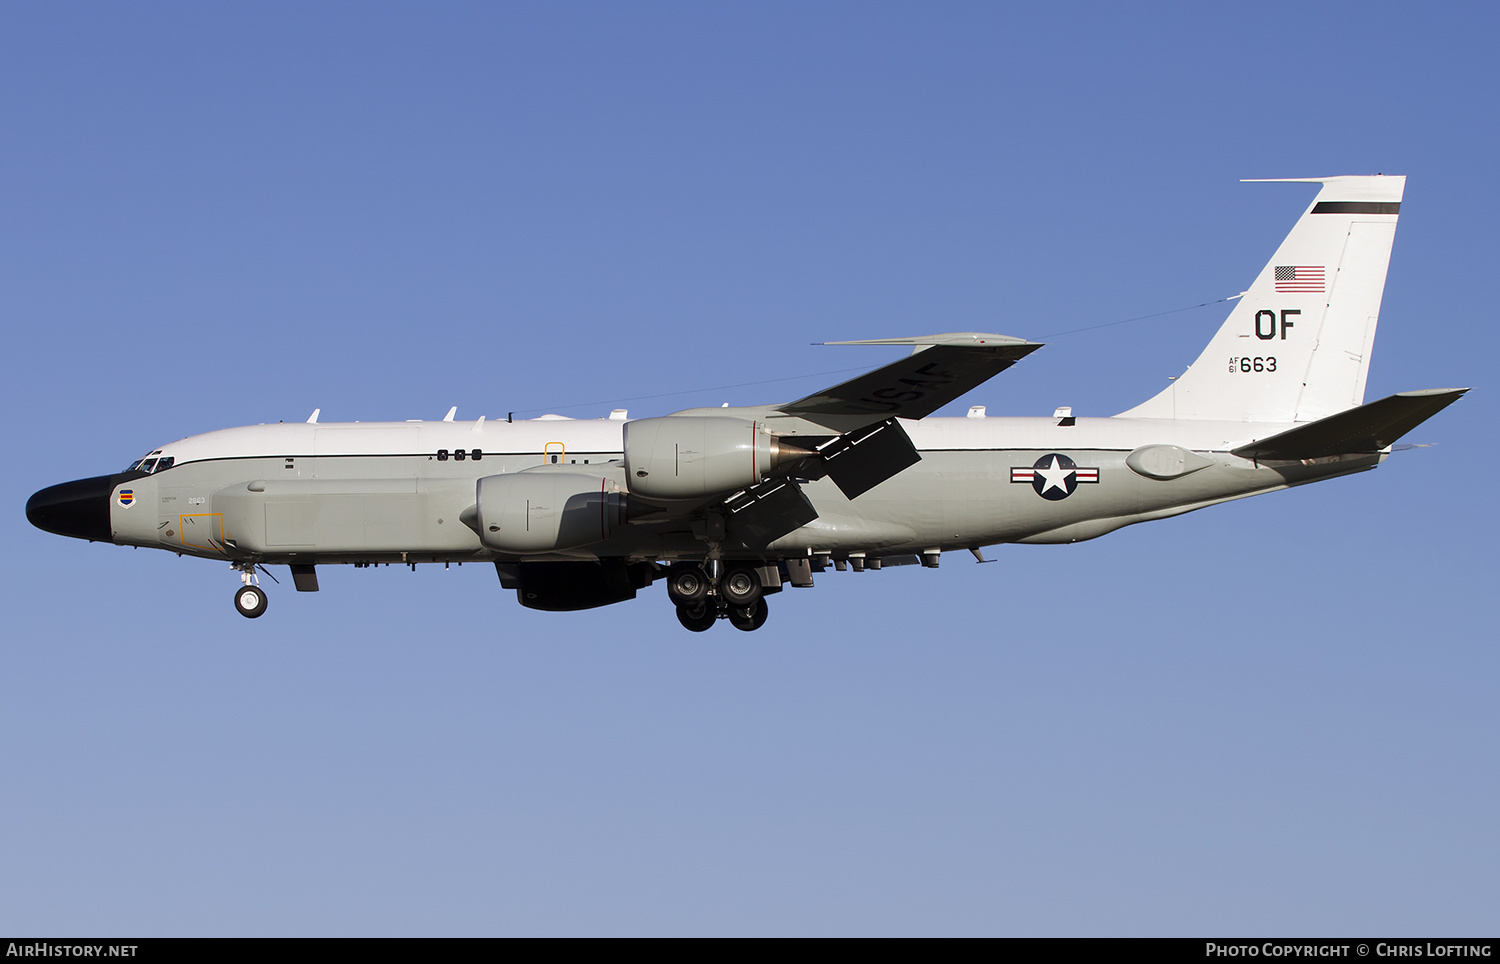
1274;265;1324;293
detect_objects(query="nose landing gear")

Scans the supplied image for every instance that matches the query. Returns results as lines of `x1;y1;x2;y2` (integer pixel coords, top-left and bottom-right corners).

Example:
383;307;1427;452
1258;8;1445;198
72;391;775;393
234;584;268;618
232;562;268;618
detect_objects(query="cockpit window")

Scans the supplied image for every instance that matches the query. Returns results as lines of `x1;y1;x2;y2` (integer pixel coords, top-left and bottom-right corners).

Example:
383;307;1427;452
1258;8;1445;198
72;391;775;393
125;455;173;474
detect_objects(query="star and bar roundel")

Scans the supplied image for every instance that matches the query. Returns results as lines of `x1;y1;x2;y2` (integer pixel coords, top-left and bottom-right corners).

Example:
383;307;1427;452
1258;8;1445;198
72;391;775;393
1011;454;1099;501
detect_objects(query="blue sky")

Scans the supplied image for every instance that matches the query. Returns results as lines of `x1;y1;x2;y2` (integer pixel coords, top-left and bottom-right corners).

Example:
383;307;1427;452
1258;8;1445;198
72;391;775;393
3;1;1496;935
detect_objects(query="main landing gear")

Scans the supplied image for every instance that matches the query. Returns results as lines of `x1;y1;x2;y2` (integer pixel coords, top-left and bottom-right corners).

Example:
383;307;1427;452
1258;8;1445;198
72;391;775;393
233;562;268;618
674;597;769;633
667;563;770;632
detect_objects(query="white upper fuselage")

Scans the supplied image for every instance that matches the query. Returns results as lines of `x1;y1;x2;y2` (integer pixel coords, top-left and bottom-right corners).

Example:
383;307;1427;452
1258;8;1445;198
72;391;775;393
146;411;1302;467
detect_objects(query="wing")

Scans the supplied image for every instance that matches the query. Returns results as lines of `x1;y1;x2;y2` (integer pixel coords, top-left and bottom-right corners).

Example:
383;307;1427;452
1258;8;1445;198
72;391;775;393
779;332;1043;432
654;333;1044;543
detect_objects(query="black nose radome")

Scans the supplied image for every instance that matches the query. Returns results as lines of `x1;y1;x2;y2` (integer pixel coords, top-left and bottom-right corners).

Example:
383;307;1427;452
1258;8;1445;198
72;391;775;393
26;474;126;542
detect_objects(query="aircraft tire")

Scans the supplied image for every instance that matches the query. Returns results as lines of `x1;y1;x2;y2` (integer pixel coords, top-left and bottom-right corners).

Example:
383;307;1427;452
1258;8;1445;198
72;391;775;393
720;566;762;607
234;585;268;619
727;598;768;632
666;565;709;605
675;601;717;633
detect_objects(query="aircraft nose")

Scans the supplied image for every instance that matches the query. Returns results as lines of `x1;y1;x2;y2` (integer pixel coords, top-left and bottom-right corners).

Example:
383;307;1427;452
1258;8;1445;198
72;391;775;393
26;474;123;542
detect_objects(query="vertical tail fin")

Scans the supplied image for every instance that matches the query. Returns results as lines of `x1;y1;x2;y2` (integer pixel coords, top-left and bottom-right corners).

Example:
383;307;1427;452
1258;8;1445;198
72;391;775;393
1118;175;1404;423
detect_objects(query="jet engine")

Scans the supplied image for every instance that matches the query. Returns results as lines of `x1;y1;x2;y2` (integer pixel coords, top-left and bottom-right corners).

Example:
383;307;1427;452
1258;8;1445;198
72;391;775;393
623;416;814;500
476;472;624;553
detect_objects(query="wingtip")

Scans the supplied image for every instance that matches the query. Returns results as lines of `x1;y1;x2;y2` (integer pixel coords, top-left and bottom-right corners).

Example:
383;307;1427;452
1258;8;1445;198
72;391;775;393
1394;387;1470;398
822;332;1035;347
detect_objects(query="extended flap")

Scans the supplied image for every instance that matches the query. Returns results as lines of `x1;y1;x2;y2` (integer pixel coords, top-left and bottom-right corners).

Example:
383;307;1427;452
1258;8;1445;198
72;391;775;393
723;477;819;548
817;418;922;499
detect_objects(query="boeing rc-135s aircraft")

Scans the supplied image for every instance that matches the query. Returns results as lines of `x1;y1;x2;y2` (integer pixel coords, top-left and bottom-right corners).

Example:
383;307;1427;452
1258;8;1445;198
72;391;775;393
28;176;1466;632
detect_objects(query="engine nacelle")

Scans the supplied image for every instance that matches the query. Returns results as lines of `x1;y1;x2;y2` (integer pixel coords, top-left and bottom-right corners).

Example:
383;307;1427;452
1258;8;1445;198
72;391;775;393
623;416;812;500
476;472;624;553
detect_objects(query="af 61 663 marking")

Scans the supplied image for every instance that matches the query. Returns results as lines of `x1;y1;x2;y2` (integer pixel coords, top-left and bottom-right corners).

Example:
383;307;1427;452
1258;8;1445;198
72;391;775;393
1230;356;1277;373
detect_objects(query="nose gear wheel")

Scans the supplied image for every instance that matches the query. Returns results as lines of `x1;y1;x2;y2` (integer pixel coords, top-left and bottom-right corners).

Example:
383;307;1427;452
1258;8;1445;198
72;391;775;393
234;584;268;618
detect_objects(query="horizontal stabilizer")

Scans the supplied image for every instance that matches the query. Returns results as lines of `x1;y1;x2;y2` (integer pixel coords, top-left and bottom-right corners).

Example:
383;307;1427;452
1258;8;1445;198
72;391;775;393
1232;388;1468;461
784;333;1041;430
